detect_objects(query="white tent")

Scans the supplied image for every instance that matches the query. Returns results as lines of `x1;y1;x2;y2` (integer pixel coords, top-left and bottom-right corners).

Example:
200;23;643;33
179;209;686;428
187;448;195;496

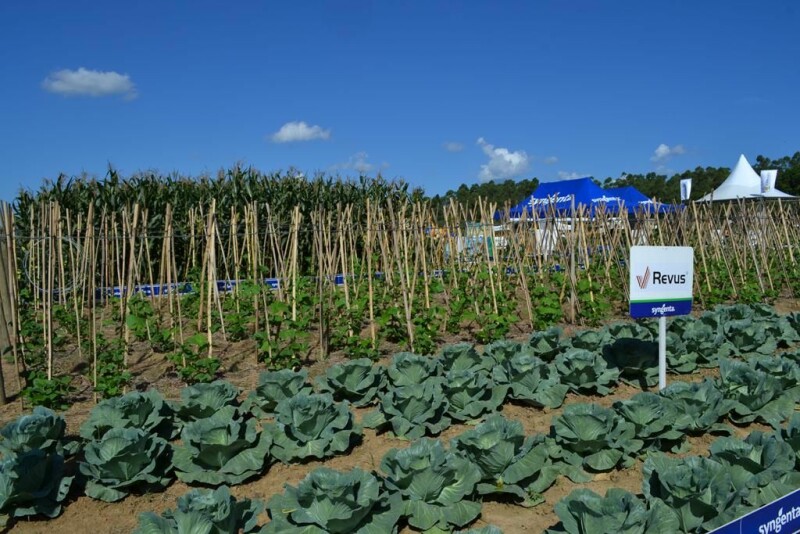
696;154;794;201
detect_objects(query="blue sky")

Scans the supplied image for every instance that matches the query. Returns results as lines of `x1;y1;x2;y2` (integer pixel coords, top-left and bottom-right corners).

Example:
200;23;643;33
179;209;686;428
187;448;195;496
1;0;799;202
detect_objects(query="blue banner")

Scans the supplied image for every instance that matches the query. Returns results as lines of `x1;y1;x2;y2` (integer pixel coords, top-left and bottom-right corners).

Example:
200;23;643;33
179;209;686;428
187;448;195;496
629;299;692;319
710;488;800;534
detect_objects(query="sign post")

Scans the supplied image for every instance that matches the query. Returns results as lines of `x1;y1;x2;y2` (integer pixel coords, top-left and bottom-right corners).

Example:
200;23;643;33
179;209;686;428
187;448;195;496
629;246;694;390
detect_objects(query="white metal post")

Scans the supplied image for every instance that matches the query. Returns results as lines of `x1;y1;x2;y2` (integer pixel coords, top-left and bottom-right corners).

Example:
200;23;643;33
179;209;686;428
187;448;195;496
658;315;667;390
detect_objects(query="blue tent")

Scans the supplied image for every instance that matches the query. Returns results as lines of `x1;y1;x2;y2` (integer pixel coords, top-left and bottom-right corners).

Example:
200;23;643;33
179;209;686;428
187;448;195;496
604;186;681;214
507;177;628;219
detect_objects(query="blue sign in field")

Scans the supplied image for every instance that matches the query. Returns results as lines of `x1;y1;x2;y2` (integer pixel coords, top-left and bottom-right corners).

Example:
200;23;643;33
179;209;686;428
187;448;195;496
629;298;693;318
710;488;800;534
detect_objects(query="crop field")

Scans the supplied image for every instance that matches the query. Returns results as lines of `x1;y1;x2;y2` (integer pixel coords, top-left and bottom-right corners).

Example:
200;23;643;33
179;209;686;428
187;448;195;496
2;175;800;532
2;301;800;533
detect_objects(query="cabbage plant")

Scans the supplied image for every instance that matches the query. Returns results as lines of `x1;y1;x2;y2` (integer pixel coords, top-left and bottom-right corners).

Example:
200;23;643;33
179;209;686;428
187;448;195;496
491;353;568;408
746;355;800;390
718;359;799;428
450;415;561;506
566;328;611;353
243;368;313;418
659;379;733;435
135;485;263;534
79;389;176;441
527;327;564;362
602;338;659;388
483;339;527;366
551;403;639;471
709;431;800;507
175;380;240;423
613;392;685;452
80;427;173;502
443;369;506;422
438;343;489;373
642;454;749;533
316;359;385;407
669;313;734;368
263;467;402;533
552;349;619;395
780;413;800;469
173;405;271;485
363;379;451;439
0;407;68;457
386;352;441;387
265;393;361;463
0;449;73;527
381;439;482;532
546;488;678;534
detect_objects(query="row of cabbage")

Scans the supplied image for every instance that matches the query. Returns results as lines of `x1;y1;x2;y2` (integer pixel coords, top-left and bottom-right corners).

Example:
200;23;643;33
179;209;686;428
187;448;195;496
1;303;799;530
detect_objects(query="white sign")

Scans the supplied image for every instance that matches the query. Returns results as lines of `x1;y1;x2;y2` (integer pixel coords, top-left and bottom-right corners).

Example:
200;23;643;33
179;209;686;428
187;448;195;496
680;178;692;201
629;246;694;318
760;170;777;194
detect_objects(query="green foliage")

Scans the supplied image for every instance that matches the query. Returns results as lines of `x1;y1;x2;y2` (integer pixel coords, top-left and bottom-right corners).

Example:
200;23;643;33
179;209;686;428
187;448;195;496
575;275;612;326
380;438;482;532
437;343;489;373
0;449;73;527
242;369;313;418
718;358;799;428
450;415;561;507
315;359;386;407
94;334;132;398
386;352;441;387
254;297;309;371
135;486;263;534
363;379;451;440
527;326;564;362
0;407;68;458
80;428;173;502
642;454;749;533
602;337;659;388
491;353;568;409
659;379;733;435
264;393;362;463
263;467;402;534
175;380;240;424
168;333;221;384
546;488;678;534
612;393;685;452
553;349;619;396
442;369;506;422
79;389;176;441
20;370;73;411
551;403;639;472
172;405;271;486
528;276;563;330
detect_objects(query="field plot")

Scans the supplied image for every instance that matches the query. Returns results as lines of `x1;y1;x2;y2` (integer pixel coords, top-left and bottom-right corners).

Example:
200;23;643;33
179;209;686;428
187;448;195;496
3;302;800;533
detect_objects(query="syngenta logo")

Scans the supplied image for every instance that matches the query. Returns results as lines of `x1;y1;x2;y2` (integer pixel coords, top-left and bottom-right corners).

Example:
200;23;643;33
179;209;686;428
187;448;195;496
759;506;800;533
636;266;686;289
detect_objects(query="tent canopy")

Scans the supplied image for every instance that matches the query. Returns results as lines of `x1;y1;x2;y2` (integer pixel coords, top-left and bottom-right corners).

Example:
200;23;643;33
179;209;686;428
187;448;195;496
507;178;674;219
697;154;794;201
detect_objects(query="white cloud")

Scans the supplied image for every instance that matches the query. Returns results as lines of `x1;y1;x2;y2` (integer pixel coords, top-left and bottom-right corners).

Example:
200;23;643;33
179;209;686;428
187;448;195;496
557;171;584;180
476;137;529;182
42;67;137;99
443;141;464;153
332;151;380;174
543;156;559;165
651;143;685;162
271;121;331;143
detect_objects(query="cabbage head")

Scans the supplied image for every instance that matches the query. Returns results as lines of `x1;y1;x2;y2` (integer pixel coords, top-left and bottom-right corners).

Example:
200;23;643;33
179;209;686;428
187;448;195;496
746;355;800;390
551;403;638;471
173;405;271;485
443;369;506;422
386;352;441;387
243;368;313;418
450;414;561;506
135;485;263;534
642;454;750;533
566;328;611;353
175;380;240;423
546;488;678;534
718;359;799;428
381;439;482;532
0;407;69;457
553;349;619;396
263;467;402;534
613;392;685;452
265;393;361;463
363;379;451;439
709;431;800;507
0;449;73;527
491;353;568;408
482;339;528;366
669;314;734;369
79;389;176;441
659;379;733;435
602;338;659;388
80;427;173;502
438;343;490;373
527;327;564;362
780;412;800;469
315;359;385;407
